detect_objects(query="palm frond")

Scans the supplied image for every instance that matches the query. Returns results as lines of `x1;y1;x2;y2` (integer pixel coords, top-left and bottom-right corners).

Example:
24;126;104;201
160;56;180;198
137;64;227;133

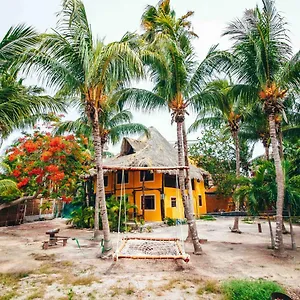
109;123;148;145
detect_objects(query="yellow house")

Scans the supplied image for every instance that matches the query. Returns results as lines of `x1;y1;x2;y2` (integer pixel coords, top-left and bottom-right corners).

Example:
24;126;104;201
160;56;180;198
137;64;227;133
102;127;209;222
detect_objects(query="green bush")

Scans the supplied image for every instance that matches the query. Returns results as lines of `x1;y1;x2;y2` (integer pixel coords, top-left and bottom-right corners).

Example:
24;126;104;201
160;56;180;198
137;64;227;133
164;217;176;226
68;207;94;228
106;195;136;232
222;279;285;300
67;195;136;231
199;215;216;221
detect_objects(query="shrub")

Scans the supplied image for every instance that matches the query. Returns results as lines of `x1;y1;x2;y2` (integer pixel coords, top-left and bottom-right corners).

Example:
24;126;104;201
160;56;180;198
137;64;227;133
199;215;216;221
222;279;285;300
68;207;94;228
164;217;176;226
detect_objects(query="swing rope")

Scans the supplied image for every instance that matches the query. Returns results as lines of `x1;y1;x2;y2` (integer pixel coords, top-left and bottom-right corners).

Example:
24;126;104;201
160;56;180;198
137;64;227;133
114;169;189;263
116;170;125;259
175;172;185;253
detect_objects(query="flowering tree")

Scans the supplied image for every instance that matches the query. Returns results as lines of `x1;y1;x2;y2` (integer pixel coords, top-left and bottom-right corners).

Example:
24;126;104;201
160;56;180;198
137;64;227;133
0;132;91;210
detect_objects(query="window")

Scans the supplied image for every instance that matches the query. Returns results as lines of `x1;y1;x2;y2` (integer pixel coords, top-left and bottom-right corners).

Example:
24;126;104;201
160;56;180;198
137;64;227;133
116;170;129;184
104;176;108;187
170;197;176;208
164;174;177;188
191;179;195;190
141;195;155;210
198;195;202;206
140;170;154;182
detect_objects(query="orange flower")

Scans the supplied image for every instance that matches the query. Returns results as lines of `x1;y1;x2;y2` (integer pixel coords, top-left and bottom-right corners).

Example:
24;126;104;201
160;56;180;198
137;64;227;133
50;137;62;147
46;165;60;173
23;140;37;153
9;154;16;161
17;177;29;188
12;170;21;177
62;196;72;203
50;172;65;182
65;135;75;141
41;151;53;161
28;168;44;176
36;175;43;184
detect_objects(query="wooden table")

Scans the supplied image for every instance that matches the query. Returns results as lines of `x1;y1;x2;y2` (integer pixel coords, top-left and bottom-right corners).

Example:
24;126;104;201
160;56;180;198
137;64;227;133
42;228;69;249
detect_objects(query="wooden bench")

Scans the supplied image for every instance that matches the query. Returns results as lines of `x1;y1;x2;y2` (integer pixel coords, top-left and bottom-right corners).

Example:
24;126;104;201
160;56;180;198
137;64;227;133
42;228;69;249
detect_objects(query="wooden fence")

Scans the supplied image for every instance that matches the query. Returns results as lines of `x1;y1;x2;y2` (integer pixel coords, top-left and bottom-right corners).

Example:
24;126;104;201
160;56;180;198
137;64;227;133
0;198;63;227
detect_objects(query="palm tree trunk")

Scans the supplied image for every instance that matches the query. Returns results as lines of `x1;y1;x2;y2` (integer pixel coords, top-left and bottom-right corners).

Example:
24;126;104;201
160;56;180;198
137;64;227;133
264;146;269;160
288;205;296;250
269;114;285;256
231;130;241;233
267;212;275;249
182;122;197;242
176;119;202;255
277;122;284;160
90;111;111;251
262;138;270;160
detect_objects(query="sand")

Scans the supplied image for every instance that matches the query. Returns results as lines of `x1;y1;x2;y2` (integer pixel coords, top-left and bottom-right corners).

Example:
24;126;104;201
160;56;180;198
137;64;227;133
0;217;299;299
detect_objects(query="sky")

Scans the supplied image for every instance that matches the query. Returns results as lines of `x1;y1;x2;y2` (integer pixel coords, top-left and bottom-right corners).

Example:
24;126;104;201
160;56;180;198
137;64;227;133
1;0;300;155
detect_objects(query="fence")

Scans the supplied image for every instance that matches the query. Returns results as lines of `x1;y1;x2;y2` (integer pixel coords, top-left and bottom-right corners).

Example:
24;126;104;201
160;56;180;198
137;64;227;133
0;198;63;227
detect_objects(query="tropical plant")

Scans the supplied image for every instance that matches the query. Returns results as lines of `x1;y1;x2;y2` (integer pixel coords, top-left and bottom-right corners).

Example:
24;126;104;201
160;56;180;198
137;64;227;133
189;127;236;192
0;24;66;145
189;79;250;232
54;105;148;154
234;160;276;247
0;132;90;211
0;24;39;72
217;0;300;255
0;179;20;203
69;206;95;229
27;0;144;250
106;195;136;232
68;195;136;232
0;71;65;144
235;159;300;249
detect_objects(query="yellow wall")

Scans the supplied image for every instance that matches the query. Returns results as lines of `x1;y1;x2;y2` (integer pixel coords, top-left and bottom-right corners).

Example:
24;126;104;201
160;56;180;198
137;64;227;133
102;171;207;222
164;180;207;220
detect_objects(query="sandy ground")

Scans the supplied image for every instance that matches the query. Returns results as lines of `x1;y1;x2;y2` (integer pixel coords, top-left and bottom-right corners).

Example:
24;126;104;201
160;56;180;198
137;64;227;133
0;217;299;299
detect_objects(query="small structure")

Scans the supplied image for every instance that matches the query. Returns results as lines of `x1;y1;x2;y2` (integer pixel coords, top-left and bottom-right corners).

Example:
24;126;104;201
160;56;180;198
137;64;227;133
89;127;210;222
42;228;69;249
0;198;63;227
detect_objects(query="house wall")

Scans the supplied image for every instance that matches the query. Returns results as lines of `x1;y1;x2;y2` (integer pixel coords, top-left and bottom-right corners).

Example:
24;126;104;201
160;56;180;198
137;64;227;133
205;187;234;212
164;180;206;219
103;170;207;222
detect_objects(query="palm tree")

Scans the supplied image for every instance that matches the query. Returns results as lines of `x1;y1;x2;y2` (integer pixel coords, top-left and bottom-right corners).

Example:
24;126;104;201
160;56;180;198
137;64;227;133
54;105;148;154
234;160;277;248
28;0;144;250
0;25;65;145
240;108;271;160
0;24;39;72
118;0;221;254
189;79;247;232
218;0;300;256
0;71;65;145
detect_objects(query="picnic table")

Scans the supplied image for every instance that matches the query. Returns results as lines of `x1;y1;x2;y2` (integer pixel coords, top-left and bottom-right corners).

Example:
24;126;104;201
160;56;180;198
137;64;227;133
42;228;69;249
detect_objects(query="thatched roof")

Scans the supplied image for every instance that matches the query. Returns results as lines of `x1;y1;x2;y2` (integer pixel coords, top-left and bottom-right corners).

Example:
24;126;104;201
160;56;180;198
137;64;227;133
98;127;209;180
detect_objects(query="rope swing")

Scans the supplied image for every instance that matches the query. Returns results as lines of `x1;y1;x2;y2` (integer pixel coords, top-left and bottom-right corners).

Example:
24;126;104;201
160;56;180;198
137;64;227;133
113;168;190;263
